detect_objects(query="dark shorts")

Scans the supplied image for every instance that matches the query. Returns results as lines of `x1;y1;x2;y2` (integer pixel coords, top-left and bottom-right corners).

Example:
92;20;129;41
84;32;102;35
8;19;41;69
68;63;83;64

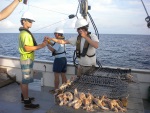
53;57;67;73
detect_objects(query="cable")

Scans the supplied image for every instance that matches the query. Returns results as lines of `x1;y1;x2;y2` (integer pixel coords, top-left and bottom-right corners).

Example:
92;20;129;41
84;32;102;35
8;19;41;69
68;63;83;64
33;18;69;32
141;0;149;16
140;0;150;28
4;0;70;16
75;3;80;19
29;5;69;16
87;12;100;39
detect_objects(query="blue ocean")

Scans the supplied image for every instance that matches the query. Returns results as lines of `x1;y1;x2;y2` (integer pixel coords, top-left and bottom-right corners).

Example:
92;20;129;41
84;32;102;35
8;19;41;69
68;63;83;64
0;33;150;70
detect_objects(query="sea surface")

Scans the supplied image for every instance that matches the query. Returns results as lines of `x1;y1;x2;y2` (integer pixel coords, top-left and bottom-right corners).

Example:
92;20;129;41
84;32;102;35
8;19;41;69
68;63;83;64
0;33;150;70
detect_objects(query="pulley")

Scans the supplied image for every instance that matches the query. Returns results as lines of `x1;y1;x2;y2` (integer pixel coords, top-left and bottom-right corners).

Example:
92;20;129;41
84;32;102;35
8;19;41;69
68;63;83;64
145;16;150;28
80;0;91;20
23;0;28;4
141;0;150;28
68;14;76;19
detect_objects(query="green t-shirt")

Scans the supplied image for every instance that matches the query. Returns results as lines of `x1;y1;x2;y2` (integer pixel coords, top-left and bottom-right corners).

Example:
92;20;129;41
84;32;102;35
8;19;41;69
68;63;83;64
18;30;34;60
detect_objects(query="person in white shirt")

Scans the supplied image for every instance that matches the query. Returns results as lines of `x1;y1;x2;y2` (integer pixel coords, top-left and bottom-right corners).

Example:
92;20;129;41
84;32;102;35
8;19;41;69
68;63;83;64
46;18;99;76
47;27;67;93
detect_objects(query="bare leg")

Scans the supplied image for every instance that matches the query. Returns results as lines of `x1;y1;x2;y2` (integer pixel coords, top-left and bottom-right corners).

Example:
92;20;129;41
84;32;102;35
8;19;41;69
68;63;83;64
77;65;82;77
54;72;59;89
20;83;28;99
61;73;67;84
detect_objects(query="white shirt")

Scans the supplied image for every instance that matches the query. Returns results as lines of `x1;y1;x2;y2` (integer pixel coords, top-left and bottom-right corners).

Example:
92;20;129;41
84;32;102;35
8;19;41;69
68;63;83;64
50;41;66;58
68;34;99;66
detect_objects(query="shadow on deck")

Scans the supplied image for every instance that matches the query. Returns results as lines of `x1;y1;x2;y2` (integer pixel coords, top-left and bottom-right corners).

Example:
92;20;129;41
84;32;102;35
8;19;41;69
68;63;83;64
143;99;150;113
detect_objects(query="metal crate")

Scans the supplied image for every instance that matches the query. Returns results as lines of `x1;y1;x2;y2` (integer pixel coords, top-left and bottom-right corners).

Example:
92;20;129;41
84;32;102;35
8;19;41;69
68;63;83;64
64;67;130;99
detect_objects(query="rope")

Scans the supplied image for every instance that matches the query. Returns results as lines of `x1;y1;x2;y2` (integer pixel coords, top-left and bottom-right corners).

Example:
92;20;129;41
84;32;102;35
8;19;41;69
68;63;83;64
87;12;100;39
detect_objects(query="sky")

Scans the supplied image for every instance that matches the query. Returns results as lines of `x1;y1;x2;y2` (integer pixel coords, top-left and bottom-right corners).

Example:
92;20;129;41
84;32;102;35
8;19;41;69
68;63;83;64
0;0;150;34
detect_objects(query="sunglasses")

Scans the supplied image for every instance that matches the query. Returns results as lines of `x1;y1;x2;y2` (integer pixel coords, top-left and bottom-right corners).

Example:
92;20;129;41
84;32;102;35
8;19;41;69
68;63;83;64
26;19;33;23
77;27;86;31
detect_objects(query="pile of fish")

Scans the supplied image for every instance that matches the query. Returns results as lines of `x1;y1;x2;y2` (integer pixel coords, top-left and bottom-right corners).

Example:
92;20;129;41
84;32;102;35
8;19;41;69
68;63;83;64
54;78;127;112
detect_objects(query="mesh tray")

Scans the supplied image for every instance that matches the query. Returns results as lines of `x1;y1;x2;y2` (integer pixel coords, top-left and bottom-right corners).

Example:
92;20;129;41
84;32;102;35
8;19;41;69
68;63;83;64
84;67;131;80
64;75;128;99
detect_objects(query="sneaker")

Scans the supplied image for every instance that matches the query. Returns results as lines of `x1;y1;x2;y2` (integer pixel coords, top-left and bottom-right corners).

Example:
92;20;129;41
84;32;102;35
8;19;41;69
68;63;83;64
21;97;35;103
21;93;35;103
24;104;40;110
24;99;40;110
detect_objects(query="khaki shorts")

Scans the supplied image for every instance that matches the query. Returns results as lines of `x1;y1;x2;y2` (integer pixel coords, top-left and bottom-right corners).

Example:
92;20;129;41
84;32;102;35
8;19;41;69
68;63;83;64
77;65;94;77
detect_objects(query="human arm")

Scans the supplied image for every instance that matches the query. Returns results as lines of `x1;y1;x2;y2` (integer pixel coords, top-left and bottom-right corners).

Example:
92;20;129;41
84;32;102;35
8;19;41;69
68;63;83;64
84;35;99;49
81;31;99;49
47;44;55;52
0;0;20;21
45;36;70;44
24;41;47;52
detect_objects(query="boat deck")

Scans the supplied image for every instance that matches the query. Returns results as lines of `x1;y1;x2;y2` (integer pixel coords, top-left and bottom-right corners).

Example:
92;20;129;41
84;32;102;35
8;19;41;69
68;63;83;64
0;74;150;113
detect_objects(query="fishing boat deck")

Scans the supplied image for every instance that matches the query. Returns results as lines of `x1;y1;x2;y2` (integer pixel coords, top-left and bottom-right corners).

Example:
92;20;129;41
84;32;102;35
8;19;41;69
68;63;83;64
0;73;149;113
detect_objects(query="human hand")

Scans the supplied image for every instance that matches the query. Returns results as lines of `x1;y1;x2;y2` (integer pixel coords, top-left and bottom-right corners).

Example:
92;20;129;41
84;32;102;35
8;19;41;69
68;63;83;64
42;41;48;47
43;37;48;42
16;0;22;3
80;30;88;39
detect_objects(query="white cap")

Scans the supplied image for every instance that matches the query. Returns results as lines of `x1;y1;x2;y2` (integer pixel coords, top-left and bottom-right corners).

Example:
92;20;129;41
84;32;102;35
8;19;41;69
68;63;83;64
21;12;35;22
75;18;88;29
54;27;64;34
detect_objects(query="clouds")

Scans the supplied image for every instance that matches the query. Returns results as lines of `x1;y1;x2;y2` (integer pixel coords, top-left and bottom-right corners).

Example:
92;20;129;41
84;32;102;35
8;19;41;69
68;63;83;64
0;0;150;34
0;20;20;32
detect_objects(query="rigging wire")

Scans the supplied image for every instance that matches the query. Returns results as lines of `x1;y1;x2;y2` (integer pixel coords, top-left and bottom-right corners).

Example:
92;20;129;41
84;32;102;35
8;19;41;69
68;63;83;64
140;0;150;28
75;3;80;19
140;0;149;16
4;0;70;16
29;5;69;16
33;18;69;32
87;12;99;39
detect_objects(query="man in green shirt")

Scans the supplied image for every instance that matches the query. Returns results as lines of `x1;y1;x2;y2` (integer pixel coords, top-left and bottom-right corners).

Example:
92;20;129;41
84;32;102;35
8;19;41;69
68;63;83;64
18;11;47;110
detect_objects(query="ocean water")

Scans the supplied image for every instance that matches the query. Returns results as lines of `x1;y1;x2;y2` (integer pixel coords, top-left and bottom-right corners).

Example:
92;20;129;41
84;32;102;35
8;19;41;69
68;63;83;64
0;33;150;70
